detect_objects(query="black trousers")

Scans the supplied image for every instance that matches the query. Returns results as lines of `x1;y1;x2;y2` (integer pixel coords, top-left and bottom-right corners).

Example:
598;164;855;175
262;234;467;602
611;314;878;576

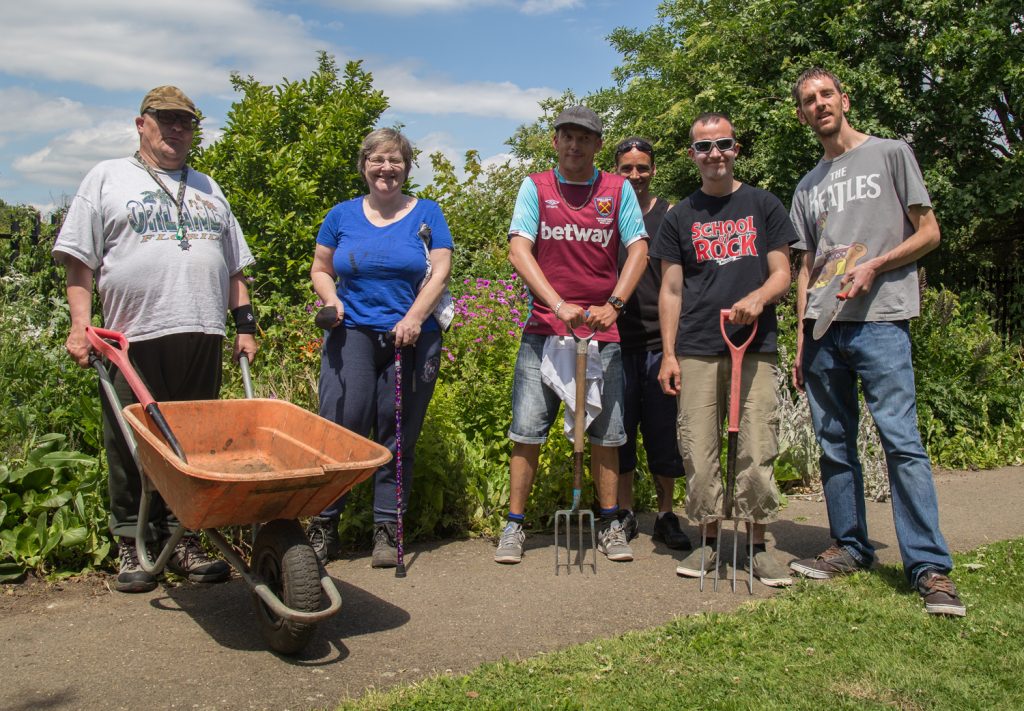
99;332;223;541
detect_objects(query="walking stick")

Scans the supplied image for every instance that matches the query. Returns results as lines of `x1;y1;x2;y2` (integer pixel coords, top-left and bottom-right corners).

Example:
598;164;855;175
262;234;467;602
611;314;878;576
394;344;407;579
707;309;756;593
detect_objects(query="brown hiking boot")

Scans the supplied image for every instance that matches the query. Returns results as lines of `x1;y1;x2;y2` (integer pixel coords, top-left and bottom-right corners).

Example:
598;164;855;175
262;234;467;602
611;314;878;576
917;570;966;617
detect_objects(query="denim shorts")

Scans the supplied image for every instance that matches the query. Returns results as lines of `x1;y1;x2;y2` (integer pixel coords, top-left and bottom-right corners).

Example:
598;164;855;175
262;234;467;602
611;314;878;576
508;333;626;447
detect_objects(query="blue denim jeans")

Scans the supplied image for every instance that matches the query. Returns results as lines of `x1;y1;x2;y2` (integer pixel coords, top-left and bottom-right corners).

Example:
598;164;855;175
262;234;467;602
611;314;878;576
802;320;952;585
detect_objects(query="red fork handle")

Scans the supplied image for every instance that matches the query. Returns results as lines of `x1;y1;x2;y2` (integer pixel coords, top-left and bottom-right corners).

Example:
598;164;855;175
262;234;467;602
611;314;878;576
85;326;156;409
719;309;757;433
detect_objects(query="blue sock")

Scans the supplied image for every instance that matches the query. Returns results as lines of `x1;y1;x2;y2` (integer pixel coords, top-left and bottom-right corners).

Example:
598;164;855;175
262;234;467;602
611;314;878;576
507;513;525;526
599;506;619;521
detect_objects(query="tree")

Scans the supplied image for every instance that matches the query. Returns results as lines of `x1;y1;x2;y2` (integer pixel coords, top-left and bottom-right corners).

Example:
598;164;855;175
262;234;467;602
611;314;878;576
577;0;1022;277
418;150;527;282
194;52;388;302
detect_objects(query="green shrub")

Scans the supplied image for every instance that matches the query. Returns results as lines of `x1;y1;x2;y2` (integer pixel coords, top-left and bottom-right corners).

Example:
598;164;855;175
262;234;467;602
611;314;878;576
911;288;1024;469
0;434;108;581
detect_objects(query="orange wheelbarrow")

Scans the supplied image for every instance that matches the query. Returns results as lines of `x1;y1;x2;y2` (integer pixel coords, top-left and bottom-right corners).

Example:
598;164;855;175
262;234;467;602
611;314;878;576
87;327;391;654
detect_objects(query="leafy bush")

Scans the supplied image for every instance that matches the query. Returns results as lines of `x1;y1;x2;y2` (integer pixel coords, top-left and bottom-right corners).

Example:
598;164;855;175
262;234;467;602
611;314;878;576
911;288;1024;469
0;434;108;581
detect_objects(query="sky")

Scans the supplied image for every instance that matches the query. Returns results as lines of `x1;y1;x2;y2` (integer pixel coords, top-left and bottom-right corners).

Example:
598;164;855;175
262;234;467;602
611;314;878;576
1;0;664;214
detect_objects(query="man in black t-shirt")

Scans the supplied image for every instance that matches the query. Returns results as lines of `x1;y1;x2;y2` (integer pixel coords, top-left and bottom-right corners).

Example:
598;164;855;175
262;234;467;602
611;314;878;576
613;137;690;550
650;113;796;586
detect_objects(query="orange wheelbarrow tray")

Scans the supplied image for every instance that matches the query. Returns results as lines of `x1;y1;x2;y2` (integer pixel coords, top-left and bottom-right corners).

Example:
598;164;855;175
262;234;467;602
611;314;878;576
122;398;391;531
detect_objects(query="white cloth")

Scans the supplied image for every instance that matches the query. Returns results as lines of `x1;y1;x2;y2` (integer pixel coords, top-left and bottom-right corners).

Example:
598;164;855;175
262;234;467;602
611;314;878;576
539;336;603;443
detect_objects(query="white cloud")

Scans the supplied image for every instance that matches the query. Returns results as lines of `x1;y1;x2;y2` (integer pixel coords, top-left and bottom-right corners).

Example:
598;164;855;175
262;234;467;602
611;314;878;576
376;67;553;121
480;151;516;170
12;121;138;188
521;0;581;14
0;88;90;138
1;0;318;94
316;0;578;14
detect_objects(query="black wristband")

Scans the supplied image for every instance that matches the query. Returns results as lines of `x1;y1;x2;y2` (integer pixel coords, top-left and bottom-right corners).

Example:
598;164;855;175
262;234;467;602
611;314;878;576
232;304;257;334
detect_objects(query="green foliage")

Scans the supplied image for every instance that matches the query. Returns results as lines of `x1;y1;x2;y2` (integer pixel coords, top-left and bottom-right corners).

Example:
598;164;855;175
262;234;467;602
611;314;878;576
0;210;101;461
0;434;108;581
582;0;1024;267
911;288;1024;469
193;52;388;302
417;151;524;281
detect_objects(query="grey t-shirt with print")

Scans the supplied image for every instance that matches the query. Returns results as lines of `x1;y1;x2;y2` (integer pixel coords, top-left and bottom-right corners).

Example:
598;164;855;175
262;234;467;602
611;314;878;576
53;156;254;342
790;136;931;322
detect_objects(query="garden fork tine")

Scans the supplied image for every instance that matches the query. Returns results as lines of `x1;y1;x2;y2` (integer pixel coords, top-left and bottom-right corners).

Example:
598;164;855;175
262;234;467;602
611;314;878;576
715;310;757;594
555;325;596;575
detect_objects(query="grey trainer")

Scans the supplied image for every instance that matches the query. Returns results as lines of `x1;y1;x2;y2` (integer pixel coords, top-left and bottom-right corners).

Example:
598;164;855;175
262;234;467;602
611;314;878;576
494;521;525;564
598;520;634;562
676;544;719;577
371;522;399;569
751;549;794;587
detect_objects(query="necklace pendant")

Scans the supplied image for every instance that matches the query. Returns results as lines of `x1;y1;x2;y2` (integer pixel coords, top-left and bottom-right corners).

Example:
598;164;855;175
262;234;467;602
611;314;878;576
175;226;185;241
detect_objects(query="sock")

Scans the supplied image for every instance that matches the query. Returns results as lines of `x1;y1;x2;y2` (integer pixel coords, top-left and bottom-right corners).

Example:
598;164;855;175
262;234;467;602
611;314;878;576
506;513;524;527
599;505;619;522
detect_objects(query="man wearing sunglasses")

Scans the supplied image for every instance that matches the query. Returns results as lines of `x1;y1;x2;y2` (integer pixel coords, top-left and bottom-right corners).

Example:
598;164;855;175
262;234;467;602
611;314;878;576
53;86;258;593
493;106;649;565
651;112;796;587
788;68;964;617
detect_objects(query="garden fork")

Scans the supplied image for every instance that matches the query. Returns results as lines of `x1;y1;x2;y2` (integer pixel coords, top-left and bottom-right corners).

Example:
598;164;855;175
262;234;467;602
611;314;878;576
555;325;597;575
703;310;756;594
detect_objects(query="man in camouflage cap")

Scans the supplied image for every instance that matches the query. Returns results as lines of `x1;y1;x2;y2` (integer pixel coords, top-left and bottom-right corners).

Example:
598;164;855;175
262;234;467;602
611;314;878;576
53;86;258;592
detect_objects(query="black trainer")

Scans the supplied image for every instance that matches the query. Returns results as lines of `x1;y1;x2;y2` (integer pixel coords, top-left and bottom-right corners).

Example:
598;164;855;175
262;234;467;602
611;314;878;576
371;522;399;568
114;538;157;593
652;511;692;550
305;516;342;564
167;535;231;583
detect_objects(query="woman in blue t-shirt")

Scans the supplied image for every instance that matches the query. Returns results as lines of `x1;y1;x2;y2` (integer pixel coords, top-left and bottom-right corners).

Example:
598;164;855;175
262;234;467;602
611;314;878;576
306;127;454;568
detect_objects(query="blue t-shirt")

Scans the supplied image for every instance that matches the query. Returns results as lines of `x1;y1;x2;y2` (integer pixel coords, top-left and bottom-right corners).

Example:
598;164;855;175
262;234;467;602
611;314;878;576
316;197;454;331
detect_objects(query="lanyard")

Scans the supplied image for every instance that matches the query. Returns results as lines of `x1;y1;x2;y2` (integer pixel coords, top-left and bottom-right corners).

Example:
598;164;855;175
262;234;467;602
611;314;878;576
134;151;191;251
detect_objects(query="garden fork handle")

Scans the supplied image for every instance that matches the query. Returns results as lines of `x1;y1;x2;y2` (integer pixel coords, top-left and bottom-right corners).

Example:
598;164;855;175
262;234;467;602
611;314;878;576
719;310;757;434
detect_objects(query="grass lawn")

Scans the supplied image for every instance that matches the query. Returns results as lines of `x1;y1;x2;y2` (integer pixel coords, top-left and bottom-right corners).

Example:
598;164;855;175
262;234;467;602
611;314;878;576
338;538;1023;710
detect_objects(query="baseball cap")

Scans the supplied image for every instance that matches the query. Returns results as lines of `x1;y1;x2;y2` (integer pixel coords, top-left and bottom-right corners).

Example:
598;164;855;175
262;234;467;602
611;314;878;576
553;106;602;136
140;86;198;118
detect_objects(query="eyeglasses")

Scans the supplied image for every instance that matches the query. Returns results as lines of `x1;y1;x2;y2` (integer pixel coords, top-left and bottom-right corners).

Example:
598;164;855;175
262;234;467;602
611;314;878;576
691;137;736;154
614;138;653;158
366;155;405;168
146;110;199;130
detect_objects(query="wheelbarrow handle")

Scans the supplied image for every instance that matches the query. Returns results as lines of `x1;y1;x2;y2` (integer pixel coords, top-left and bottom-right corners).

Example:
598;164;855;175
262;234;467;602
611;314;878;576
85;326;156;409
719;309;757;433
85;326;187;463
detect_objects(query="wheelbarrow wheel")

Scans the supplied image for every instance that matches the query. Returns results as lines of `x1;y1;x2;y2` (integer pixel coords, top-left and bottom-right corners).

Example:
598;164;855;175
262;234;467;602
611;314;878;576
251;519;322;655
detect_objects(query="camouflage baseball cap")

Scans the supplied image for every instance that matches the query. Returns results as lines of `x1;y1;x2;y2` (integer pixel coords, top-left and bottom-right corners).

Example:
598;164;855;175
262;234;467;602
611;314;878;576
140;86;198;118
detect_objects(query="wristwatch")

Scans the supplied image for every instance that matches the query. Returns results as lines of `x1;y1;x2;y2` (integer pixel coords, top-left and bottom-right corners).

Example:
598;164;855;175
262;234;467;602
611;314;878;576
607;295;625;311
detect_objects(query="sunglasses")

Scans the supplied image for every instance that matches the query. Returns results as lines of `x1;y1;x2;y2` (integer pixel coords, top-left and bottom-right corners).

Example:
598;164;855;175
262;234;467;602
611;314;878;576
146;110;199;130
614;138;654;158
691;137;737;154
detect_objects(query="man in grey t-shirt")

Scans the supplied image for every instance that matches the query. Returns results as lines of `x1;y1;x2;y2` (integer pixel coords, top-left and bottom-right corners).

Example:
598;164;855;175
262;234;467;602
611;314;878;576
53;86;258;593
787;67;965;617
